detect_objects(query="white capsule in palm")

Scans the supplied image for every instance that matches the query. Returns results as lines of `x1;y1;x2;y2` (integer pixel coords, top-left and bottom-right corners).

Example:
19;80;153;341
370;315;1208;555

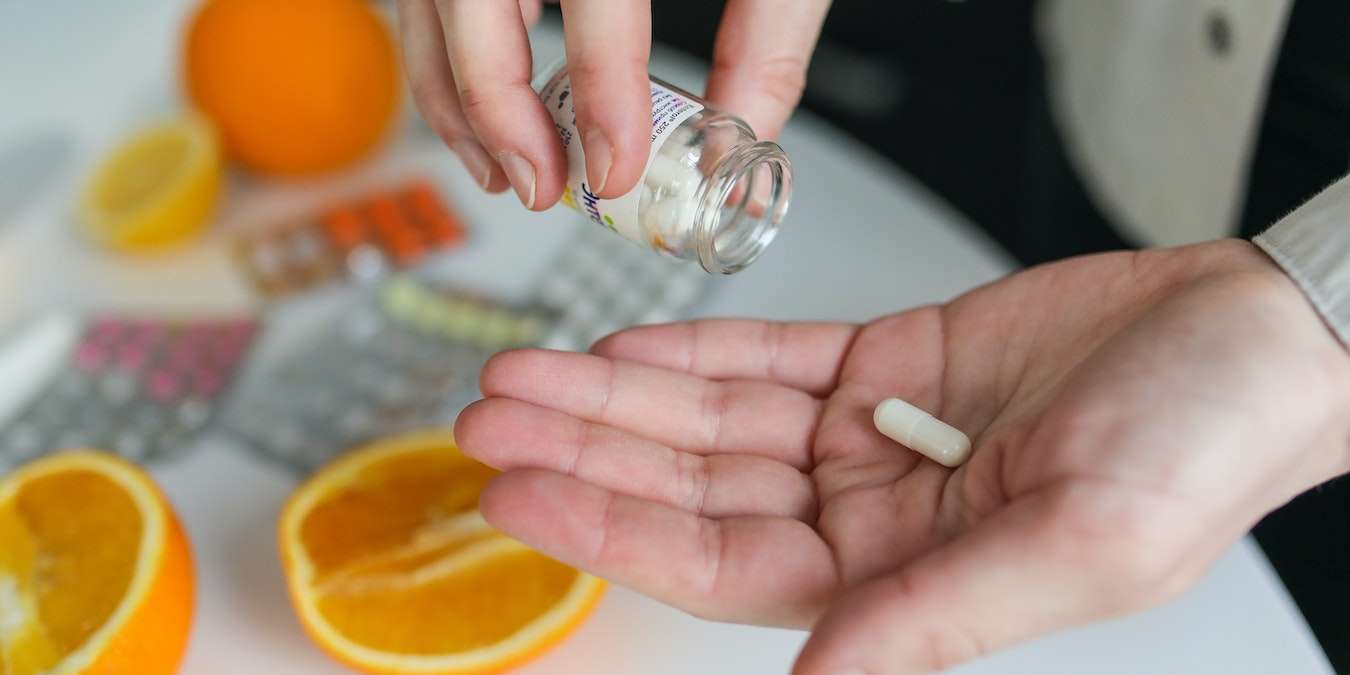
873;397;972;467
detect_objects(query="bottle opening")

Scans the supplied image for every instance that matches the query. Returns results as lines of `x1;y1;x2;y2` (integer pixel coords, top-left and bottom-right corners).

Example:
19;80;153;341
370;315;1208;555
693;141;792;274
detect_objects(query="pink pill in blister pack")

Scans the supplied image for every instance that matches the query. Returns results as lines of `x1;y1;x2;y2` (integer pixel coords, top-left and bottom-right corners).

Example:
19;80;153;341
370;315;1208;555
74;342;106;371
0;314;261;470
145;369;182;402
192;371;223;398
88;319;126;343
168;344;198;369
130;322;165;345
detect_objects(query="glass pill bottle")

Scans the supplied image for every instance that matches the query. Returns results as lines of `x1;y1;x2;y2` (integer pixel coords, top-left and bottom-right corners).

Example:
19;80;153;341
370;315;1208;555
533;61;793;274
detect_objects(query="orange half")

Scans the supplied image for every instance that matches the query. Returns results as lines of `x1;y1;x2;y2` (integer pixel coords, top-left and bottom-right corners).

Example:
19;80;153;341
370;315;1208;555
0;451;194;675
279;431;605;675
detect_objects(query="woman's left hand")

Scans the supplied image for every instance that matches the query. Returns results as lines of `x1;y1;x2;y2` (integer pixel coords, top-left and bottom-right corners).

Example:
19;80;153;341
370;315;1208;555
456;239;1350;674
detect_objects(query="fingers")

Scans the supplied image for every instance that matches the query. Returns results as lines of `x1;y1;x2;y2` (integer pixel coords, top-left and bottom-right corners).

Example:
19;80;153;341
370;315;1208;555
558;0;653;198
480;349;821;469
397;0;509;192
591;320;860;396
793;484;1197;675
705;0;831;139
481;469;838;625
437;0;566;209
457;397;818;521
518;0;542;25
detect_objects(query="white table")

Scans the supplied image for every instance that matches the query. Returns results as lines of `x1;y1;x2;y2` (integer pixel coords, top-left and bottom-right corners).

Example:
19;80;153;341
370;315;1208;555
0;2;1333;673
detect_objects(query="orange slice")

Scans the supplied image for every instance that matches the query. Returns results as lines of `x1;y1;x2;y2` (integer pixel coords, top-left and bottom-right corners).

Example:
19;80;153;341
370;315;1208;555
0;451;195;675
279;431;605;674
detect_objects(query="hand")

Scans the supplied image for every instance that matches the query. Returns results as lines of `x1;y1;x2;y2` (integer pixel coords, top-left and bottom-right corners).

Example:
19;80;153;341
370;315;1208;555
454;239;1350;674
395;0;830;209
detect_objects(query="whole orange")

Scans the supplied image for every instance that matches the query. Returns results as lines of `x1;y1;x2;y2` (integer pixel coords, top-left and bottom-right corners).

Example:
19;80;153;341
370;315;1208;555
183;0;400;176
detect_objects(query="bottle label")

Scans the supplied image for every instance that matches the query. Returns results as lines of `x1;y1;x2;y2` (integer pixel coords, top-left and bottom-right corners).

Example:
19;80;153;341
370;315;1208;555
538;70;704;246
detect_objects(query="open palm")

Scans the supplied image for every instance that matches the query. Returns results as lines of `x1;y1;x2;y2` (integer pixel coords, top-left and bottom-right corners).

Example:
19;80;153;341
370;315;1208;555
454;239;1349;674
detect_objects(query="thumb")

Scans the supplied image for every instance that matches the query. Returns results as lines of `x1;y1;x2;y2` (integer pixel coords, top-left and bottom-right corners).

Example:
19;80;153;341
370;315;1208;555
793;483;1199;675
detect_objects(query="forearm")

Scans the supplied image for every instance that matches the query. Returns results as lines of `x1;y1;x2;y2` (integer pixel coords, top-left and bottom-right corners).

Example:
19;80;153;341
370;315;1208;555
1251;174;1350;480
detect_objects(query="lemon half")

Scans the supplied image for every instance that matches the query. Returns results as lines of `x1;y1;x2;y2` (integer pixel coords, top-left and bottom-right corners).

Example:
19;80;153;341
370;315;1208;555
78;115;222;251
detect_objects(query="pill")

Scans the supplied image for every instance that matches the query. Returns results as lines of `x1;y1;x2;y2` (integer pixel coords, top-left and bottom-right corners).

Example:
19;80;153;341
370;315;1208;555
369;196;404;235
248;239;285;278
323;209;367;250
645;152;690;192
289;229;325;265
425;216;465;246
873;397;971;468
345;244;388;281
641;197;691;252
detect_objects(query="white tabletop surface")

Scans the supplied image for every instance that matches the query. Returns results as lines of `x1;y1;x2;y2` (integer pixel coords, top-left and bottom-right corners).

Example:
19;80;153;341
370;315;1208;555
0;2;1334;674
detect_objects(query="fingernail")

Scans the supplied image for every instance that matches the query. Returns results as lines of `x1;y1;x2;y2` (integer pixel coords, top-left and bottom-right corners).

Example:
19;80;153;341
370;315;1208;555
498;152;536;209
582;129;612;195
451;140;493;189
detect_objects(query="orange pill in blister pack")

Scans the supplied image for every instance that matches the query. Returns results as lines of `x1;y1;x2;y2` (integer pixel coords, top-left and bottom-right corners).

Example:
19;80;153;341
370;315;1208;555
405;181;465;246
405;181;440;216
426;221;462;247
322;209;367;251
368;196;404;239
387;235;424;266
232;179;468;300
386;226;426;265
367;194;425;264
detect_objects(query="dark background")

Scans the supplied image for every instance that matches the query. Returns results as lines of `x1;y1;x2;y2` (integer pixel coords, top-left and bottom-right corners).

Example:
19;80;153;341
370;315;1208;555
630;0;1350;670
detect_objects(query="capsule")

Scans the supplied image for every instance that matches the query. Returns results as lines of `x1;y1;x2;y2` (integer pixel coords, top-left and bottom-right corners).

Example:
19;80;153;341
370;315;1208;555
873;397;972;467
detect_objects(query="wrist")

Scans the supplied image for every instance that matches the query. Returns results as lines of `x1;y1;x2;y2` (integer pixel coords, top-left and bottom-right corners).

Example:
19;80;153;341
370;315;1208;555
1213;240;1350;479
1152;239;1350;481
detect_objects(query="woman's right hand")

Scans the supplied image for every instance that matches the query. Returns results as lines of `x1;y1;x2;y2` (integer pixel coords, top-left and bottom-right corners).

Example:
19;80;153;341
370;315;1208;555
394;0;830;210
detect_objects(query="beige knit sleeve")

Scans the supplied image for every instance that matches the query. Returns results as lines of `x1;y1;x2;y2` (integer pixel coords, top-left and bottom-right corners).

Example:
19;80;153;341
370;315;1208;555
1254;174;1350;347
